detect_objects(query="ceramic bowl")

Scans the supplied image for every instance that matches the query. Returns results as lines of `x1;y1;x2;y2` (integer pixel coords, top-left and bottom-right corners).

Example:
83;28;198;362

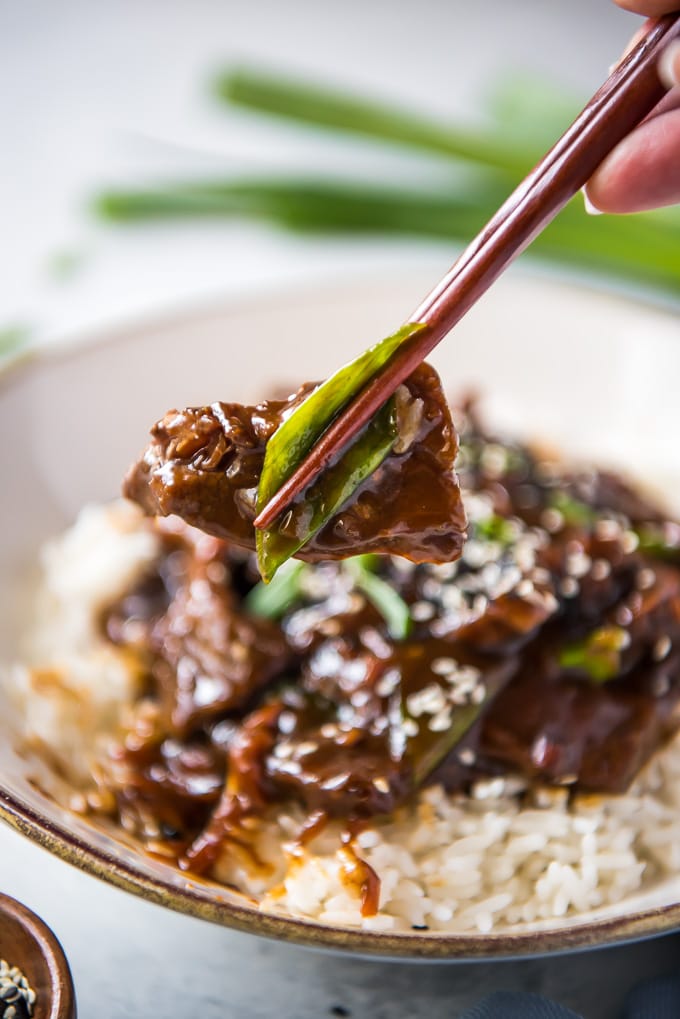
0;893;76;1018
1;268;679;960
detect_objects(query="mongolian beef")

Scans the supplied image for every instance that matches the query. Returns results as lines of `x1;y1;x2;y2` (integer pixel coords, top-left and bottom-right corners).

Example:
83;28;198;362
124;363;467;565
87;377;680;911
10;371;680;931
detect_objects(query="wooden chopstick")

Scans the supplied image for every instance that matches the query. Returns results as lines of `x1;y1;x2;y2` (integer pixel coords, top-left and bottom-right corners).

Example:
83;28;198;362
254;12;680;533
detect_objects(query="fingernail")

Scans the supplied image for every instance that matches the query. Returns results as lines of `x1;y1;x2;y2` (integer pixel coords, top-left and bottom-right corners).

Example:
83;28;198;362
581;188;603;216
659;40;680;90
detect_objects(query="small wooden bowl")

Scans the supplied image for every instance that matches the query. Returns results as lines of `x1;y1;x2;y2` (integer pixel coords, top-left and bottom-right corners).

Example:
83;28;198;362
0;894;76;1019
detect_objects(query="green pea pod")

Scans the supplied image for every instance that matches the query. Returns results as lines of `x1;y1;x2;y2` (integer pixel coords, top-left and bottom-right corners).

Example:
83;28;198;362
256;322;425;581
256;395;397;581
344;556;412;640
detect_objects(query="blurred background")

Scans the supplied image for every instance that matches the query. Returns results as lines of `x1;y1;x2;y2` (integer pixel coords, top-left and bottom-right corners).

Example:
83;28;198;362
4;0;675;352
2;7;680;1017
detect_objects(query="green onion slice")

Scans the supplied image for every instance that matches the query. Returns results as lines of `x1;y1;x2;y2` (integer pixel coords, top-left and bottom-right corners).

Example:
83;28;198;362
558;625;629;683
255;322;425;581
344;555;412;640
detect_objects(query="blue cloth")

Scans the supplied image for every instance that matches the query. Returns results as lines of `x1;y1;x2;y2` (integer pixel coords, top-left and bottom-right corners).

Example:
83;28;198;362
622;975;680;1019
458;976;680;1019
459;991;582;1018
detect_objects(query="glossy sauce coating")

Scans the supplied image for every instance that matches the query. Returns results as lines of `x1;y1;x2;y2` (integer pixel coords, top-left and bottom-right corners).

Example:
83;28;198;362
99;399;680;902
124;363;467;565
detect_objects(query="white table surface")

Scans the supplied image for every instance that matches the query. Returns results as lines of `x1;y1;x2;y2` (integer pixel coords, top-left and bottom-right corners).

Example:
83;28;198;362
4;3;680;1016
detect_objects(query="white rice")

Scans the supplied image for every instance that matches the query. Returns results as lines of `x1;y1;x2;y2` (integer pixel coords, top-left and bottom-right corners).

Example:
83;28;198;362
7;501;159;784
7;501;680;934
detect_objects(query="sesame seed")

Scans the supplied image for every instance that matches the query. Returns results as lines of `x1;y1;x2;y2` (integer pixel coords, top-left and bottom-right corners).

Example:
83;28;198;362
422;578;444;600
189;577;212;602
514;540;537;572
0;961;35;1018
449;688;470;706
429;709;453;732
665;522;680;547
463;540;491;568
360;626;392;658
616;606;634;627
622;530;640;554
529;526;551;550
371;716;388;735
591;558;611;581
636;568;656;591
391;556;417;576
541;592;560;614
320;772;351;791
454;665;482;685
295;741;319;757
471;684;486;704
427;561;459;581
463;492;496;523
375;669;401;698
458;748;477;766
431;657;458;676
411;600;436;622
618;629;632;650
278;711;297;735
205;561;227;584
480;443;511;478
402;718;419;738
653;636;672;662
351;689;371;709
560;577;579;598
481;563;502;591
595;519;622;540
565;551;592;578
69;792;88;813
406;684;446;717
540;508;564;533
531;567;552;586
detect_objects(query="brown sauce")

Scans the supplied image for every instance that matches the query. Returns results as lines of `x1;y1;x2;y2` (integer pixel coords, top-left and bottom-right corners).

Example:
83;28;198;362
94;392;680;904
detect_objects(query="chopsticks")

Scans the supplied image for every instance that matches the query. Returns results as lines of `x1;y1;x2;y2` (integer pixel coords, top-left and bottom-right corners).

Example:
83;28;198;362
254;12;680;533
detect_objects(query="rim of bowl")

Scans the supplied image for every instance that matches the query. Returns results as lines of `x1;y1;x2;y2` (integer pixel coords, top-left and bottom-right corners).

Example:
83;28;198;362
0;892;76;1018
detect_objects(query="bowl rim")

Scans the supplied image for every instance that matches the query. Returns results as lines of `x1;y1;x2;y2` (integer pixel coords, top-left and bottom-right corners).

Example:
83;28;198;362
2;272;680;961
4;784;680;962
0;891;76;1018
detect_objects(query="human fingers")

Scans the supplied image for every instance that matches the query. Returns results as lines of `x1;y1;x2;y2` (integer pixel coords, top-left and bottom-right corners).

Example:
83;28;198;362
583;37;680;213
659;36;680;87
584;90;680;212
614;1;680;16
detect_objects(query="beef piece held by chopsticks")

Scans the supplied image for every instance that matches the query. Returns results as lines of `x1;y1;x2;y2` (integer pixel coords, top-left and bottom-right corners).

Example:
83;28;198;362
124;363;467;565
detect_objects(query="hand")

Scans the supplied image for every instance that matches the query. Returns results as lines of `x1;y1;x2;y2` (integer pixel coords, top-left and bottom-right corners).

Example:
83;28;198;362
584;2;680;213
